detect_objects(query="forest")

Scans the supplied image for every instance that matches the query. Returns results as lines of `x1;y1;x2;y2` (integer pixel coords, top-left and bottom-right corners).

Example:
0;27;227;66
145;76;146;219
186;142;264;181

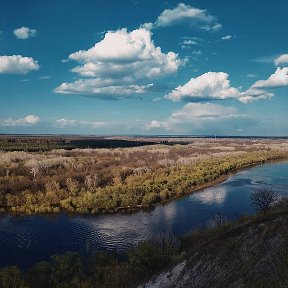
0;135;160;152
0;137;288;214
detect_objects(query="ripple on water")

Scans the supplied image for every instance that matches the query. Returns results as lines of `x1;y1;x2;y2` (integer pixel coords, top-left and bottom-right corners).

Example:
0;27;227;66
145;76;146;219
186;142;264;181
0;215;37;250
71;216;146;251
1;160;288;268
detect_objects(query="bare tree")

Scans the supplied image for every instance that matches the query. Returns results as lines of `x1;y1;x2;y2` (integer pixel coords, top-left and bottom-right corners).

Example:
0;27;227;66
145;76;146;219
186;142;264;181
250;188;278;214
207;212;228;228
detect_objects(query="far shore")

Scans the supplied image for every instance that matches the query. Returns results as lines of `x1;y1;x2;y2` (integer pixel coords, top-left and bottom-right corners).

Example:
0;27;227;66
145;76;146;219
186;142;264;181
112;159;285;215
1;137;288;215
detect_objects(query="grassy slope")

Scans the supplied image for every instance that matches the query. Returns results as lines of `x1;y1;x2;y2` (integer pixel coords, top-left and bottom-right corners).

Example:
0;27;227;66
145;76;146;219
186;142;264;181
140;201;288;288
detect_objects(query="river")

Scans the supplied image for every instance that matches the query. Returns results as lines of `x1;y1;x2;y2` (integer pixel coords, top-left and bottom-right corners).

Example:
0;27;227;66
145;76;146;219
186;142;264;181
1;160;288;268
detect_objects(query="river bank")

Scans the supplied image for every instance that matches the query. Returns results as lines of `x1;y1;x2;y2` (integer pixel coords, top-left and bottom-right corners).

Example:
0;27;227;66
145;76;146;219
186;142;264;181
1;198;288;288
0;149;287;215
1;159;288;269
1;138;288;214
139;199;288;288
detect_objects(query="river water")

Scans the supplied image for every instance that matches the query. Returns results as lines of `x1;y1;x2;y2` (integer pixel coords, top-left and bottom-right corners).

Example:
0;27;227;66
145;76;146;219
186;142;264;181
1;160;288;268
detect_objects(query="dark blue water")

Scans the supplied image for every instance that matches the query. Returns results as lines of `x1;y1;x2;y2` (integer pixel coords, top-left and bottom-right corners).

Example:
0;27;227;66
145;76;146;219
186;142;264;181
1;161;288;268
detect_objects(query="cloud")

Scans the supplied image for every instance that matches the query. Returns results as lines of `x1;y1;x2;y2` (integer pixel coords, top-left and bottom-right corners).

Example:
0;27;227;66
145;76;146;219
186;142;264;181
56;119;77;127
191;50;202;56
24;115;39;124
145;120;162;129
13;27;37;39
39;75;50;80
153;3;221;31
166;72;240;101
180;36;204;49
165;71;274;103
209;23;222;32
145;102;248;131
0;55;39;74
181;36;202;41
68;28;180;78
274;54;288;66
252;67;288;88
0;115;39;126
250;55;275;64
55;80;153;97
55;28;181;97
152;97;163;102
247;73;257;78
238;88;273;104
183;39;198;45
56;119;106;128
221;35;232;40
180;38;201;50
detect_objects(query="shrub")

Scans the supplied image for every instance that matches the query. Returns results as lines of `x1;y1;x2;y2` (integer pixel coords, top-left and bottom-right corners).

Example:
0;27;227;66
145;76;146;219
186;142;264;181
250;188;279;214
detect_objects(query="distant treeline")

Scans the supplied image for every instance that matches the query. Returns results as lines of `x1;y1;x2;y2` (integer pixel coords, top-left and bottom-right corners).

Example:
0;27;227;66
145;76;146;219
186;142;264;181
0;136;161;151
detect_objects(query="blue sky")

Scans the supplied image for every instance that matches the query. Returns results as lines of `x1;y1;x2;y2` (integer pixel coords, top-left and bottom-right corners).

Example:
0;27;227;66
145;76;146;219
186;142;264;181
0;0;287;136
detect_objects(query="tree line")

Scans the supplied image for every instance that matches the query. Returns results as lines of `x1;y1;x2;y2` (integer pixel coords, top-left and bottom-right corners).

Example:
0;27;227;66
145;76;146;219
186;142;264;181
0;143;287;214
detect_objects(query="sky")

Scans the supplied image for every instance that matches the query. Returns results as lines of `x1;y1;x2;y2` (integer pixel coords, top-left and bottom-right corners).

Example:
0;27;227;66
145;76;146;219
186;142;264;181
0;0;287;136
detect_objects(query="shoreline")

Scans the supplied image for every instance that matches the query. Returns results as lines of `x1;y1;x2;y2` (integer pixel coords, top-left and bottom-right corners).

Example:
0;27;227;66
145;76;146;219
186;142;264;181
1;156;287;216
118;157;288;213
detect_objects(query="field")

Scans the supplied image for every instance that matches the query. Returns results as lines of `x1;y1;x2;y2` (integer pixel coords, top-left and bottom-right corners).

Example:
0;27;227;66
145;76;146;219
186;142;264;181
0;136;288;214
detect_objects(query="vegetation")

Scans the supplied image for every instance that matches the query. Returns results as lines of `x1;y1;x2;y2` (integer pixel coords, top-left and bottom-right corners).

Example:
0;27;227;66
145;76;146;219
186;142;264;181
0;136;159;152
1;137;288;286
0;138;288;214
0;235;179;288
166;198;288;288
250;187;279;214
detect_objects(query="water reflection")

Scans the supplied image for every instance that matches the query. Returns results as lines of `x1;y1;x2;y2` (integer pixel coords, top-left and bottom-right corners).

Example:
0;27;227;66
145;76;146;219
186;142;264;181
1;161;288;268
190;186;228;205
71;202;179;251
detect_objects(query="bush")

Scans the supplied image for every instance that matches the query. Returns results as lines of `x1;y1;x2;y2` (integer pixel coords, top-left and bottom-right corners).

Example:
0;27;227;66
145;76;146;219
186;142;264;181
128;242;168;275
0;266;26;288
250;188;279;214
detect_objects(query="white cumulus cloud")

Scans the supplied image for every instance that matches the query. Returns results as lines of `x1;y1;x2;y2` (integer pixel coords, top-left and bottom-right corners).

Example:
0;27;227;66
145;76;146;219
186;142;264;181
55;28;181;97
274;54;288;66
145;102;248;131
13;27;37;39
252;67;288;88
0;55;39;74
166;72;240;101
0;115;39;126
166;71;274;103
24;115;39;124
154;3;221;31
145;120;162;129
